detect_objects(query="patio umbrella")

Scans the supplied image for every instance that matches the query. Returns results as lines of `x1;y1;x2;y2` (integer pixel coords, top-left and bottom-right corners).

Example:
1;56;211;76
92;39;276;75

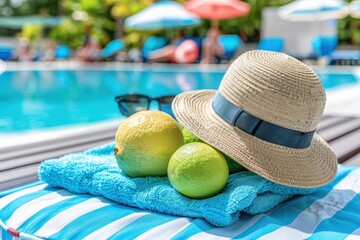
0;15;68;29
278;0;349;22
183;0;251;21
124;1;200;31
349;0;360;18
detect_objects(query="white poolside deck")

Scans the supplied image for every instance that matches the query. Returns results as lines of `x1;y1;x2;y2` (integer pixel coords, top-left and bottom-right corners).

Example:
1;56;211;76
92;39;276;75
325;81;360;117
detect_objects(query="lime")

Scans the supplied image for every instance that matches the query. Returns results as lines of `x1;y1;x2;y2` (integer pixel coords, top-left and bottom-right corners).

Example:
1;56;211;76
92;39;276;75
115;110;184;177
224;154;246;173
168;142;229;199
179;124;244;173
179;124;203;144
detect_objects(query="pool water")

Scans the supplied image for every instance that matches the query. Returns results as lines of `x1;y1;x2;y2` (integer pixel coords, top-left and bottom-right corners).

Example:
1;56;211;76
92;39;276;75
0;68;358;133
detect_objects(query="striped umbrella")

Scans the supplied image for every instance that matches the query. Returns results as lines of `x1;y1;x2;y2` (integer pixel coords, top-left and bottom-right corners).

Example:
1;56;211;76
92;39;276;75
278;0;349;22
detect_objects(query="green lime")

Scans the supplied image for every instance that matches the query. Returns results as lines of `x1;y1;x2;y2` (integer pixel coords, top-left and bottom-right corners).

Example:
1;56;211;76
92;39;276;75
224;154;246;173
168;142;229;199
179;124;203;144
179;124;245;173
115;110;184;177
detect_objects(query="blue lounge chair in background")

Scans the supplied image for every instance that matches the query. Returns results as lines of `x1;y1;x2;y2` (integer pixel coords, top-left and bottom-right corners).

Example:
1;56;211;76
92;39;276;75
311;35;338;58
0;46;13;60
141;36;169;62
54;45;70;60
218;34;243;60
101;39;125;59
257;37;284;52
328;50;360;65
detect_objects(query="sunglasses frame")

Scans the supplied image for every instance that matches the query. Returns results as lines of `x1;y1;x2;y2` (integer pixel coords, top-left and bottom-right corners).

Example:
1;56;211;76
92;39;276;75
114;94;176;116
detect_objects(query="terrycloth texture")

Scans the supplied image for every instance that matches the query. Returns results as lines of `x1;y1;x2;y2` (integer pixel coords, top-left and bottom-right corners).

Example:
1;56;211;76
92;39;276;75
39;143;319;227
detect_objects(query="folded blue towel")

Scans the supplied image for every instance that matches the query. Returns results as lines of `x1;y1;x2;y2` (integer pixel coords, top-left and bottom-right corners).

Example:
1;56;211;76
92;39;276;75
39;143;319;227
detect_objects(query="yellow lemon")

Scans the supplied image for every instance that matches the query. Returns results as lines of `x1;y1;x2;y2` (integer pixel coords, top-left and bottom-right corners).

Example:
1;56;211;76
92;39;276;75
115;110;184;177
168;142;229;199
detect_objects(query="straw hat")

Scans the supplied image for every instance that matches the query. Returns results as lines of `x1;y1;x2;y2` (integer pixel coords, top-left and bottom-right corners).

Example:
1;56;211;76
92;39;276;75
172;50;338;188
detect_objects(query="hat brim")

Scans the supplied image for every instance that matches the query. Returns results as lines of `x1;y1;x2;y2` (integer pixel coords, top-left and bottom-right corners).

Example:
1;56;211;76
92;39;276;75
172;90;338;188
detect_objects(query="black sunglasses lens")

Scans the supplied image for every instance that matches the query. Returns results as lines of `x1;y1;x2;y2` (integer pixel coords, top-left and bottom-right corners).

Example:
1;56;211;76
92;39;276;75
158;96;175;103
159;96;176;117
117;95;149;116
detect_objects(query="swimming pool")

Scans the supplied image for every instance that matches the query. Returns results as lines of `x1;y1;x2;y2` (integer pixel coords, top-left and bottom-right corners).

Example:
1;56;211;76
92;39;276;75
0;66;358;133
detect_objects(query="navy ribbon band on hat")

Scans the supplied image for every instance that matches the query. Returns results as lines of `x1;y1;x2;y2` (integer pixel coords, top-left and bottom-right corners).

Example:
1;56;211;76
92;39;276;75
212;91;315;149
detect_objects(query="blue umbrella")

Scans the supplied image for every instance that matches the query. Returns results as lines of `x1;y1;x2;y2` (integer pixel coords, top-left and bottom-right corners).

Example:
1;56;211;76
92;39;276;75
278;0;349;22
125;1;200;31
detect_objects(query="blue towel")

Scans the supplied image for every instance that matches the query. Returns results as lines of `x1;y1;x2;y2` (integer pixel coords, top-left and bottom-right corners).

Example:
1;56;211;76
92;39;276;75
39;143;319;227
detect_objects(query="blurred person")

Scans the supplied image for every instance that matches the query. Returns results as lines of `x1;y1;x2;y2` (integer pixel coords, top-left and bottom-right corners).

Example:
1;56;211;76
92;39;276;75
147;29;185;63
76;38;102;62
114;51;129;62
148;30;199;64
13;37;36;62
40;39;57;61
201;27;224;64
128;48;142;62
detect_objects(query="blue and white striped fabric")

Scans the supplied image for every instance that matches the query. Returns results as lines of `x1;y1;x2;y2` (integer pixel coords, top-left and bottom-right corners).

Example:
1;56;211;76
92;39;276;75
1;164;360;239
37;143;318;227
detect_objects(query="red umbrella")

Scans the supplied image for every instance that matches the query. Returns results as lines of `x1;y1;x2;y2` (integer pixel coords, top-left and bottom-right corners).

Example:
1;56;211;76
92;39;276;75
184;0;251;21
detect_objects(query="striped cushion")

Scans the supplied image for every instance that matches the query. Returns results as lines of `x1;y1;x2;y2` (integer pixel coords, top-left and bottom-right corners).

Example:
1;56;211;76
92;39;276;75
1;165;360;239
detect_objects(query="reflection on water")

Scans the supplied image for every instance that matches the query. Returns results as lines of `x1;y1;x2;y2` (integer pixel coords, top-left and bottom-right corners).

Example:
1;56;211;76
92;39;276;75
0;69;224;132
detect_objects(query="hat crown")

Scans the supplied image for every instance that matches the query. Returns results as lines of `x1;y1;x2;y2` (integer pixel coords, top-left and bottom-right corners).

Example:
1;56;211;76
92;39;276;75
219;50;326;132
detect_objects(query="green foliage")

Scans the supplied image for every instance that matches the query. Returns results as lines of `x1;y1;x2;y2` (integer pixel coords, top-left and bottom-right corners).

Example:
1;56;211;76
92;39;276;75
21;24;43;44
106;0;153;18
338;0;360;45
5;0;360;48
48;20;84;49
48;0;115;49
0;0;58;17
115;0;296;44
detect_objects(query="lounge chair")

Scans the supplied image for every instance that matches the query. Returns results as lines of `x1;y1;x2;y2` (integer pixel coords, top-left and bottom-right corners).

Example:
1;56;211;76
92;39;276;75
0;47;13;61
218;34;243;60
328;50;360;66
101;39;125;59
1;115;360;239
311;35;338;59
54;45;70;60
257;37;284;52
141;36;169;62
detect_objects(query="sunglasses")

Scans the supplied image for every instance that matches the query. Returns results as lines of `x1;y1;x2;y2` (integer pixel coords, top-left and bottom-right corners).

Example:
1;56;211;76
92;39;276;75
114;94;176;117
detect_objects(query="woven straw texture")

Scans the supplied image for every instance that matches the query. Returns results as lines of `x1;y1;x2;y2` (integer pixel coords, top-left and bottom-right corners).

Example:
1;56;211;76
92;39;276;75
172;50;338;188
